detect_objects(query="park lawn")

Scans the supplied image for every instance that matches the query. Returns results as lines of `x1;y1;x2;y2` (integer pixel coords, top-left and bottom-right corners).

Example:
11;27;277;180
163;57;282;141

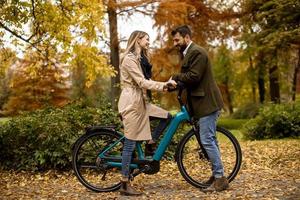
217;118;249;130
1;138;299;199
229;129;244;141
217;118;248;141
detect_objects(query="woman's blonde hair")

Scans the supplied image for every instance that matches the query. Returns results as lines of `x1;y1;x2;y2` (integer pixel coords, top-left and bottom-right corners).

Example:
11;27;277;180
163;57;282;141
121;30;150;63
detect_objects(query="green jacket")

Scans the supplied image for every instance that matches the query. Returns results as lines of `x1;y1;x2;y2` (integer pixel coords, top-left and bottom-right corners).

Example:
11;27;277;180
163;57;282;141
173;43;224;119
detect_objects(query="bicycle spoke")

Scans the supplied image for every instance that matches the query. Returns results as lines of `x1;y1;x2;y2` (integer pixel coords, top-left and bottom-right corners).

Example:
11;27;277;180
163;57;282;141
101;171;107;181
79;164;98;169
176;127;242;188
72;130;123;192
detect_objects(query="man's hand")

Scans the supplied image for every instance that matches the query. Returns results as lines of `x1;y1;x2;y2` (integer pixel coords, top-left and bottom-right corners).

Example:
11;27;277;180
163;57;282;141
163;77;177;91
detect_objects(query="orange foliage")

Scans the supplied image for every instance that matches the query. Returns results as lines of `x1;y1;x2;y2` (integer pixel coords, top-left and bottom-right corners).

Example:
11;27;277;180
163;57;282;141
2;54;70;116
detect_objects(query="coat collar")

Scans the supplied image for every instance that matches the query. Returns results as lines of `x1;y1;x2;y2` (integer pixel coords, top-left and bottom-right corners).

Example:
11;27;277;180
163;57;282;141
182;42;195;65
183;41;193;57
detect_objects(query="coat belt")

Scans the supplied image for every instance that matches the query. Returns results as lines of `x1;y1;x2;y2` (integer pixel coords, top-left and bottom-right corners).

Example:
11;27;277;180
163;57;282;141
121;82;139;89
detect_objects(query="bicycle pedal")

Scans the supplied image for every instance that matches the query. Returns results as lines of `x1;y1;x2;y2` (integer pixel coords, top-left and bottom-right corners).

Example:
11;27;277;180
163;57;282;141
131;169;141;177
129;175;134;181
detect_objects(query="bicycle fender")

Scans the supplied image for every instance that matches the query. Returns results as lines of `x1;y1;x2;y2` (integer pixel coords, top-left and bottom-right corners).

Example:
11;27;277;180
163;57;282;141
71;126;123;151
85;125;123;137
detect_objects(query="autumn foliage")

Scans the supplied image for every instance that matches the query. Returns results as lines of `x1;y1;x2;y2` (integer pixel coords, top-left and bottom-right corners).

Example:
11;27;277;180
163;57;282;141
2;52;70;115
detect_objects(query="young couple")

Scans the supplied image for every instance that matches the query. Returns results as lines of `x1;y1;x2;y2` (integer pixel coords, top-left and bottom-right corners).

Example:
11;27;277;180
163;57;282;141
118;25;228;196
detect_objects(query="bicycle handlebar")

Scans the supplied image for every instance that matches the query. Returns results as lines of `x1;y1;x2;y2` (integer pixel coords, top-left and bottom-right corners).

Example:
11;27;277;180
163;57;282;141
167;81;196;124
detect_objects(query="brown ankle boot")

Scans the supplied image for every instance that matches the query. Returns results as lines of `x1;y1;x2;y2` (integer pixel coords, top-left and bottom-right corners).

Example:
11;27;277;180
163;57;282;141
119;180;142;196
202;176;229;192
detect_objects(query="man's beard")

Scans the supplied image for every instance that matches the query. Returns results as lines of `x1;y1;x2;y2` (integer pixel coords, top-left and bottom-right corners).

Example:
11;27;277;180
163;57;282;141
178;43;187;54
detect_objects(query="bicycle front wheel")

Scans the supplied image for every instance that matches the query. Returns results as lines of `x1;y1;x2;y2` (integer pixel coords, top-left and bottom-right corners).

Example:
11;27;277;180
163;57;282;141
72;129;124;192
176;126;242;188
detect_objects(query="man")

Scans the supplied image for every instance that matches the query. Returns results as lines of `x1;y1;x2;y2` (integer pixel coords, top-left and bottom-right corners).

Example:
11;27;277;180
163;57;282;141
171;25;229;192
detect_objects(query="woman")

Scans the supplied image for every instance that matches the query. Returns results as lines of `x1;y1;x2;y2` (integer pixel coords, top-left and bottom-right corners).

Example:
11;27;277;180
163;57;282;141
118;30;176;196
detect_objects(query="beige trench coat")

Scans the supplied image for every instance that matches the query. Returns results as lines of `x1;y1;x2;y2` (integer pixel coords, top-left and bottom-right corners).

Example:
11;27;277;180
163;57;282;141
118;52;169;141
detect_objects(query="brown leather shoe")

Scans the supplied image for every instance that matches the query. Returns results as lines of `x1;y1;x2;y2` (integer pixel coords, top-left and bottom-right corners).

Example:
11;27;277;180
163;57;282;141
119;180;143;196
202;176;229;192
204;175;215;185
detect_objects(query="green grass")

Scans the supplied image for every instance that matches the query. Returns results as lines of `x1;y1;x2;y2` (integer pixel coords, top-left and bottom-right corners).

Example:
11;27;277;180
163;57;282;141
230;130;244;141
217;118;247;141
217;118;249;130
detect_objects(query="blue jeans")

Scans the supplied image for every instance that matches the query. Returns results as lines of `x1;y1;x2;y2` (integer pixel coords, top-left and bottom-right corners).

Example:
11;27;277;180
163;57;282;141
121;138;136;178
198;110;224;178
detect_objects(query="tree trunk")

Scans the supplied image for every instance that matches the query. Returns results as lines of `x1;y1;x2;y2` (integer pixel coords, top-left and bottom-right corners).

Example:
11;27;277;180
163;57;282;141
257;51;265;103
258;76;265;103
108;0;120;109
224;82;233;114
269;64;280;103
292;47;300;101
249;55;256;103
222;64;233;114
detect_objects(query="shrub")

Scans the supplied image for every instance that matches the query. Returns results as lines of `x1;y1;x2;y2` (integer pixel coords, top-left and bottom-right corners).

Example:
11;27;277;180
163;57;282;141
231;103;261;119
243;103;300;140
0;101;121;171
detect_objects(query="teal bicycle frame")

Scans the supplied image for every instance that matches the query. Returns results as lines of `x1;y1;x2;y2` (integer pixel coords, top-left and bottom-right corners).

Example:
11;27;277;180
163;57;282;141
98;105;191;170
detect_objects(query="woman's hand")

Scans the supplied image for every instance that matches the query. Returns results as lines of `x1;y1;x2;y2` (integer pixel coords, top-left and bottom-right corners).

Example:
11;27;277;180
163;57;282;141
163;77;177;91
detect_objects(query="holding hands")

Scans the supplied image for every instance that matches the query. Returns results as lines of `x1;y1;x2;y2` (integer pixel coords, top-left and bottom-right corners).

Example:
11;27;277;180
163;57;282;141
163;77;177;91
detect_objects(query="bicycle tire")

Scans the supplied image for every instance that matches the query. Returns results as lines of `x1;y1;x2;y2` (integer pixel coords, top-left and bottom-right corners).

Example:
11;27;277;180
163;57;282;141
72;129;124;192
176;126;242;188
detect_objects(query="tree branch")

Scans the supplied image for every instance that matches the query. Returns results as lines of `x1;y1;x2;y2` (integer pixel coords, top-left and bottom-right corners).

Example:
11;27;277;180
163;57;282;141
98;34;110;47
5;0;40;43
31;0;36;19
0;21;59;67
118;7;153;15
114;0;158;9
57;0;72;20
0;21;33;43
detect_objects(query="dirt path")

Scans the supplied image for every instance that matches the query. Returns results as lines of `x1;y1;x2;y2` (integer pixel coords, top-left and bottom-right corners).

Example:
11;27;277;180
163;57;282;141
1;139;299;200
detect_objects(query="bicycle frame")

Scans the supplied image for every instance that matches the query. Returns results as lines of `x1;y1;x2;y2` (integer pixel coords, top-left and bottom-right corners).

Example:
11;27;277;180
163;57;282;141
153;106;190;160
98;105;190;169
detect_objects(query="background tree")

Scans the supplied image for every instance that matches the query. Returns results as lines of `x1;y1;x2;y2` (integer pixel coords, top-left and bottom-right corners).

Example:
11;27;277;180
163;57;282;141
0;48;16;111
0;0;115;87
241;0;300;103
2;50;70;115
0;0;162;110
213;45;234;114
107;0;120;107
70;56;111;107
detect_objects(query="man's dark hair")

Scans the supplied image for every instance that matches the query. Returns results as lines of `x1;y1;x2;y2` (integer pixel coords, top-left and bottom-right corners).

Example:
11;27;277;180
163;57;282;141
171;25;192;38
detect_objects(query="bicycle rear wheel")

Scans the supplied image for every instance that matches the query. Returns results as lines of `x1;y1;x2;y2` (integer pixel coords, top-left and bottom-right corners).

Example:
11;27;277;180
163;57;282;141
176;126;242;188
72;129;124;192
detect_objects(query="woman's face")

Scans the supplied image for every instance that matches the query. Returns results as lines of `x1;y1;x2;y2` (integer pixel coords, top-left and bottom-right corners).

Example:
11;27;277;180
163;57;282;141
138;35;150;50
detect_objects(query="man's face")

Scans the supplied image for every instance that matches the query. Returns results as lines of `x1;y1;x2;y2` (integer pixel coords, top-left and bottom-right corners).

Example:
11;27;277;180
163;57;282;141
173;32;188;53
